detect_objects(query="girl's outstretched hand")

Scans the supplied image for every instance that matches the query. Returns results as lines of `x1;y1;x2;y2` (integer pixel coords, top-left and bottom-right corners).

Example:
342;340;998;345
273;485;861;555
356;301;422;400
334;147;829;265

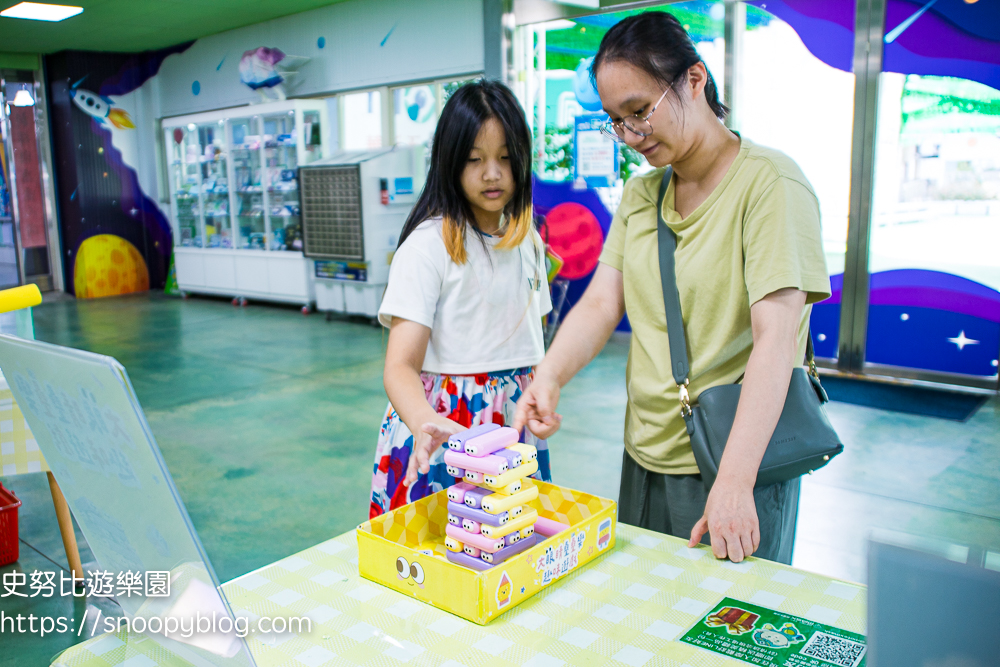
513;374;563;439
405;417;465;486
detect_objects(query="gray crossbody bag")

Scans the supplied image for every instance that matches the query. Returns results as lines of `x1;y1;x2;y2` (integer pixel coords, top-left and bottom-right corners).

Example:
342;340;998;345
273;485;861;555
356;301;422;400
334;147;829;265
655;167;843;490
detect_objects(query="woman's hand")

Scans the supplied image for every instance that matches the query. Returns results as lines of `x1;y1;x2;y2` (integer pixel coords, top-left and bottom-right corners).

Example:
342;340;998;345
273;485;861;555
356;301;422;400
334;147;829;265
513;372;563;438
688;288;807;561
405;416;465;486
688;475;760;562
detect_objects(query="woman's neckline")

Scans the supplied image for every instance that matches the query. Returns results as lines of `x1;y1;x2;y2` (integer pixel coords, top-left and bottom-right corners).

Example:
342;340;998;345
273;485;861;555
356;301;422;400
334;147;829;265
664;132;746;226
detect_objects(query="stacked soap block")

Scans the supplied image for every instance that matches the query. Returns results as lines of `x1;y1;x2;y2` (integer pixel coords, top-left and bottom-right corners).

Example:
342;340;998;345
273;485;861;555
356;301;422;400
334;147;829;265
442;424;568;571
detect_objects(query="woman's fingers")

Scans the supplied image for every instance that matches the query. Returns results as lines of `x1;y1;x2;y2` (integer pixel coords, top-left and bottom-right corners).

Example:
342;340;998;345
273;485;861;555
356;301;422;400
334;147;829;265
688;517;709;548
513;390;541;432
526;416;561;439
739;532;755;561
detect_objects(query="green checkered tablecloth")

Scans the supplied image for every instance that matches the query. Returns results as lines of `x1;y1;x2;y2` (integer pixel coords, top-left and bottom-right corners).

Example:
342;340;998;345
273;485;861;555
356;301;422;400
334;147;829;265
52;525;866;667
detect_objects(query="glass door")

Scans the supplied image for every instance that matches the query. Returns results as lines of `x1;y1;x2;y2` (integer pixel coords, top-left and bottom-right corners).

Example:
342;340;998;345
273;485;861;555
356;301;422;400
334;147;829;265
166;124;204;248
231;116;265;250
732;3;856;363
261;110;299;251
864;73;1000;381
197;119;231;249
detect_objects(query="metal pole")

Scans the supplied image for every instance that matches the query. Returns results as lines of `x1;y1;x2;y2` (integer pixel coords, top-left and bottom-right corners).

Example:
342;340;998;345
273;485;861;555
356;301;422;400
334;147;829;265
838;0;886;372
723;0;745;132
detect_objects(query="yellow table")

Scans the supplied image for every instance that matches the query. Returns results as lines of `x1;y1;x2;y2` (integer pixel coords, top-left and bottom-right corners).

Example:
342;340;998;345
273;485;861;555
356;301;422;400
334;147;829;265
52;524;865;667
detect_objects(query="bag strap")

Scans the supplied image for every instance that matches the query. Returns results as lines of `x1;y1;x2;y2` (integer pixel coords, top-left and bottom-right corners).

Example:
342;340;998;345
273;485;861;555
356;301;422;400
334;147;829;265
655;167;695;418
656;167;821;411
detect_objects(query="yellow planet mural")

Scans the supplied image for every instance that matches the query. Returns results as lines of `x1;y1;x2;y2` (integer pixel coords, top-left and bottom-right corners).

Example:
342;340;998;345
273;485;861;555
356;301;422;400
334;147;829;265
74;234;150;299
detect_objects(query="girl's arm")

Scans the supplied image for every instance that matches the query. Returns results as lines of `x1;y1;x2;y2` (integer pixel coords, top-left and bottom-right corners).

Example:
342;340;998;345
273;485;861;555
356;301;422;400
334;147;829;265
384;318;464;485
688;287;806;562
514;264;626;438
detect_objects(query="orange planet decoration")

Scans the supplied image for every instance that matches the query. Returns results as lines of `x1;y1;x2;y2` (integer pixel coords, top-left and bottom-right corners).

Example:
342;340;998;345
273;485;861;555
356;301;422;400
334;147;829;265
74;234;150;299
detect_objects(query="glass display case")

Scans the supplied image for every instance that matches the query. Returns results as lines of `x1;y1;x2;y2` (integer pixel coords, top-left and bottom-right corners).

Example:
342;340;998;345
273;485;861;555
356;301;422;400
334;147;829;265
166;124;203;248
162;99;331;307
231;116;265;250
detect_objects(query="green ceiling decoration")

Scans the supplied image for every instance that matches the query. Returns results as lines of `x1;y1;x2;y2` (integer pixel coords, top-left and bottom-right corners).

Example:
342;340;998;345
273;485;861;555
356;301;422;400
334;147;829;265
0;0;352;55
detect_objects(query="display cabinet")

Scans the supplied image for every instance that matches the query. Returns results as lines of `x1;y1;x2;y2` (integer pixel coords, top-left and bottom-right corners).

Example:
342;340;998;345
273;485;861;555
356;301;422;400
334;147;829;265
162;100;330;309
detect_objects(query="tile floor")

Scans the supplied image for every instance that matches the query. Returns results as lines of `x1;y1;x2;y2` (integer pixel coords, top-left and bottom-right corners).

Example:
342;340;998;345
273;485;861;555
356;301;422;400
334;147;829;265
2;292;998;665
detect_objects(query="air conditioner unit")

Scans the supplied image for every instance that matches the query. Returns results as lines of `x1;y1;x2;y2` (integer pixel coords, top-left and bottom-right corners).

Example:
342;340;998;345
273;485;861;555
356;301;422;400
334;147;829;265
300;146;425;319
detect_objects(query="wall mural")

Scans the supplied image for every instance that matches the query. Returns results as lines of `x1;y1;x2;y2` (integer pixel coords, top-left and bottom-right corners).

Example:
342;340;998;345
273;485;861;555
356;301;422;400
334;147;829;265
741;0;1000;376
46;45;190;298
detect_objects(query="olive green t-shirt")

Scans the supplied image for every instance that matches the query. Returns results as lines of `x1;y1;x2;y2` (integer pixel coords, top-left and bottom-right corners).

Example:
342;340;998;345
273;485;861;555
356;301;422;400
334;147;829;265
599;137;832;475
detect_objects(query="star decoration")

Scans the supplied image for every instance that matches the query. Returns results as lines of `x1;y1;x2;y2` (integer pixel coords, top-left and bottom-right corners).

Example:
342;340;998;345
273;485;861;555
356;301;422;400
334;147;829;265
129;208;139;217
947;330;979;351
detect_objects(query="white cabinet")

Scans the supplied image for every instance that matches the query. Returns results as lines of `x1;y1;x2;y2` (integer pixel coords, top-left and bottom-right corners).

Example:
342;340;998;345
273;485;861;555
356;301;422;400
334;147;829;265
162;100;330;307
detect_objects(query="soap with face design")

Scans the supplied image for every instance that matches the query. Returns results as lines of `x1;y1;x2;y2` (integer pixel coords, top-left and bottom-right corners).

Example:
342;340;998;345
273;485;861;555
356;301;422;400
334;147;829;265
448;423;501;451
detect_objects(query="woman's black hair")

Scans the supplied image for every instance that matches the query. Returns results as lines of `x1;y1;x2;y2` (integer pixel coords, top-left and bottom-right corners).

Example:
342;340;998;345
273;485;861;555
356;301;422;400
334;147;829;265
591;11;729;121
397;79;534;256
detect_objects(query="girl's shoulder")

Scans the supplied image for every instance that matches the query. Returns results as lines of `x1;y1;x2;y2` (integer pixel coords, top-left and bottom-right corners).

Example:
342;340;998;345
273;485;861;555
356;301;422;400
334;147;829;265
398;216;446;255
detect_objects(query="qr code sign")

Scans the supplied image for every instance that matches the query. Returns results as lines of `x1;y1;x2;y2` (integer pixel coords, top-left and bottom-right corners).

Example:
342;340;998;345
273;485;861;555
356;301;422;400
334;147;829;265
800;631;867;667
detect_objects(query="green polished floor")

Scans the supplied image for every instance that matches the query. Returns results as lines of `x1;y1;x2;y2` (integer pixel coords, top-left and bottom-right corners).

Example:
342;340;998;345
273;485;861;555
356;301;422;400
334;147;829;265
2;292;999;666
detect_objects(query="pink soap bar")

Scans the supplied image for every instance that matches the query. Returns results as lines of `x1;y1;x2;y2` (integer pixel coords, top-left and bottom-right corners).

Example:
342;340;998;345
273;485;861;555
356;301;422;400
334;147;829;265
480;533;537;564
462;544;481;558
446;524;506;553
444;450;509;475
464;470;484;484
461;518;481;534
535;517;570;537
448;423;500;451
446;482;475;504
464;426;519;457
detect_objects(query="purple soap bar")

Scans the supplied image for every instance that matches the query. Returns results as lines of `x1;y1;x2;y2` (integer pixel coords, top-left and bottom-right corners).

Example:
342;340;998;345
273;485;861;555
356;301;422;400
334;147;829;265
448;501;508;526
494;448;522;469
463;486;492;509
448;423;500;451
504;532;522;547
481;534;537;564
464;427;519;457
446;464;466;478
447;549;493;570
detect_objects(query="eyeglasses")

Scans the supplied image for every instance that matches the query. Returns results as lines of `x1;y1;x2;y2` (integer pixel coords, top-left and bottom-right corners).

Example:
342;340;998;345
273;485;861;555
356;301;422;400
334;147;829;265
599;88;671;142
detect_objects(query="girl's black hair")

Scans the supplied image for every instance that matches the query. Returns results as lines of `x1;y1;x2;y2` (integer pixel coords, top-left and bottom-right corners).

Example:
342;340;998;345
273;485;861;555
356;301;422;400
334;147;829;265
397;79;534;255
591;11;729;121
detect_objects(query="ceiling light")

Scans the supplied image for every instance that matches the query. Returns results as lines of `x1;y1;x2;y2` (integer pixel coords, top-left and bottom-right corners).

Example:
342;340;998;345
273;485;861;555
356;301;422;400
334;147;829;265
11;90;34;106
0;2;83;22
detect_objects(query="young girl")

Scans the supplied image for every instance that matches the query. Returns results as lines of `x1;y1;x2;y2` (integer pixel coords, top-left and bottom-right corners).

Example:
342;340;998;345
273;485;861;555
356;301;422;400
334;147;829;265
369;80;554;519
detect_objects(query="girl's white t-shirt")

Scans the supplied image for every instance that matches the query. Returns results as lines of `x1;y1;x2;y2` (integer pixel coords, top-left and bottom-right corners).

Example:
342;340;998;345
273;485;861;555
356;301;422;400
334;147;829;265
378;217;553;375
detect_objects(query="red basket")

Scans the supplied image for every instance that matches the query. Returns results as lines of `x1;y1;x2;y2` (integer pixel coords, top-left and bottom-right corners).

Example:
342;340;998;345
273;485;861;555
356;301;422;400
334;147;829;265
0;483;21;567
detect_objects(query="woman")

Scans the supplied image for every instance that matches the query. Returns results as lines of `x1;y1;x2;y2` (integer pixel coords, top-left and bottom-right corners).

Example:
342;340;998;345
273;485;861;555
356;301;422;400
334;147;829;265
514;12;830;564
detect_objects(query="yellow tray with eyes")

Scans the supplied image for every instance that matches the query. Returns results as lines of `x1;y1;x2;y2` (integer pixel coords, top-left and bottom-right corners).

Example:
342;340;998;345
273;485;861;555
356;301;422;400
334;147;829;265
357;480;617;625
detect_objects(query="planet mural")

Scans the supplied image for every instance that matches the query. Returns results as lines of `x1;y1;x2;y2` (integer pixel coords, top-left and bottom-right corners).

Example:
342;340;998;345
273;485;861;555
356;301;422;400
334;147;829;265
538;202;604;280
73;234;150;299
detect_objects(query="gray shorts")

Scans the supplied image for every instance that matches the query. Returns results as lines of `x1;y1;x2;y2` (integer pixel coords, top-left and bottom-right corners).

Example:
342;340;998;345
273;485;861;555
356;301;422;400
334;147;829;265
617;450;799;564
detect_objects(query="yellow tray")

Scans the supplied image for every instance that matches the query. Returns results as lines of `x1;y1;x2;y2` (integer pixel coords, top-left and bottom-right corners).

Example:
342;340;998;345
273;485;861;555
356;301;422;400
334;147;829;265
358;480;617;624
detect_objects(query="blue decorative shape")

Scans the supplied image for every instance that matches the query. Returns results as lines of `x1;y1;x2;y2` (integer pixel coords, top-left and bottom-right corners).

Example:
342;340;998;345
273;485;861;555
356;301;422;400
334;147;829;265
381;23;397;47
191;80;200;96
573;57;603;112
317;36;326;49
216;56;226;71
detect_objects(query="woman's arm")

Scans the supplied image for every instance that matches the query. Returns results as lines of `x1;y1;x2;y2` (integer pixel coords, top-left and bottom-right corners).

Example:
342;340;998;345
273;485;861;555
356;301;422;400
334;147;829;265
384;318;464;484
514;263;626;438
688;287;807;562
